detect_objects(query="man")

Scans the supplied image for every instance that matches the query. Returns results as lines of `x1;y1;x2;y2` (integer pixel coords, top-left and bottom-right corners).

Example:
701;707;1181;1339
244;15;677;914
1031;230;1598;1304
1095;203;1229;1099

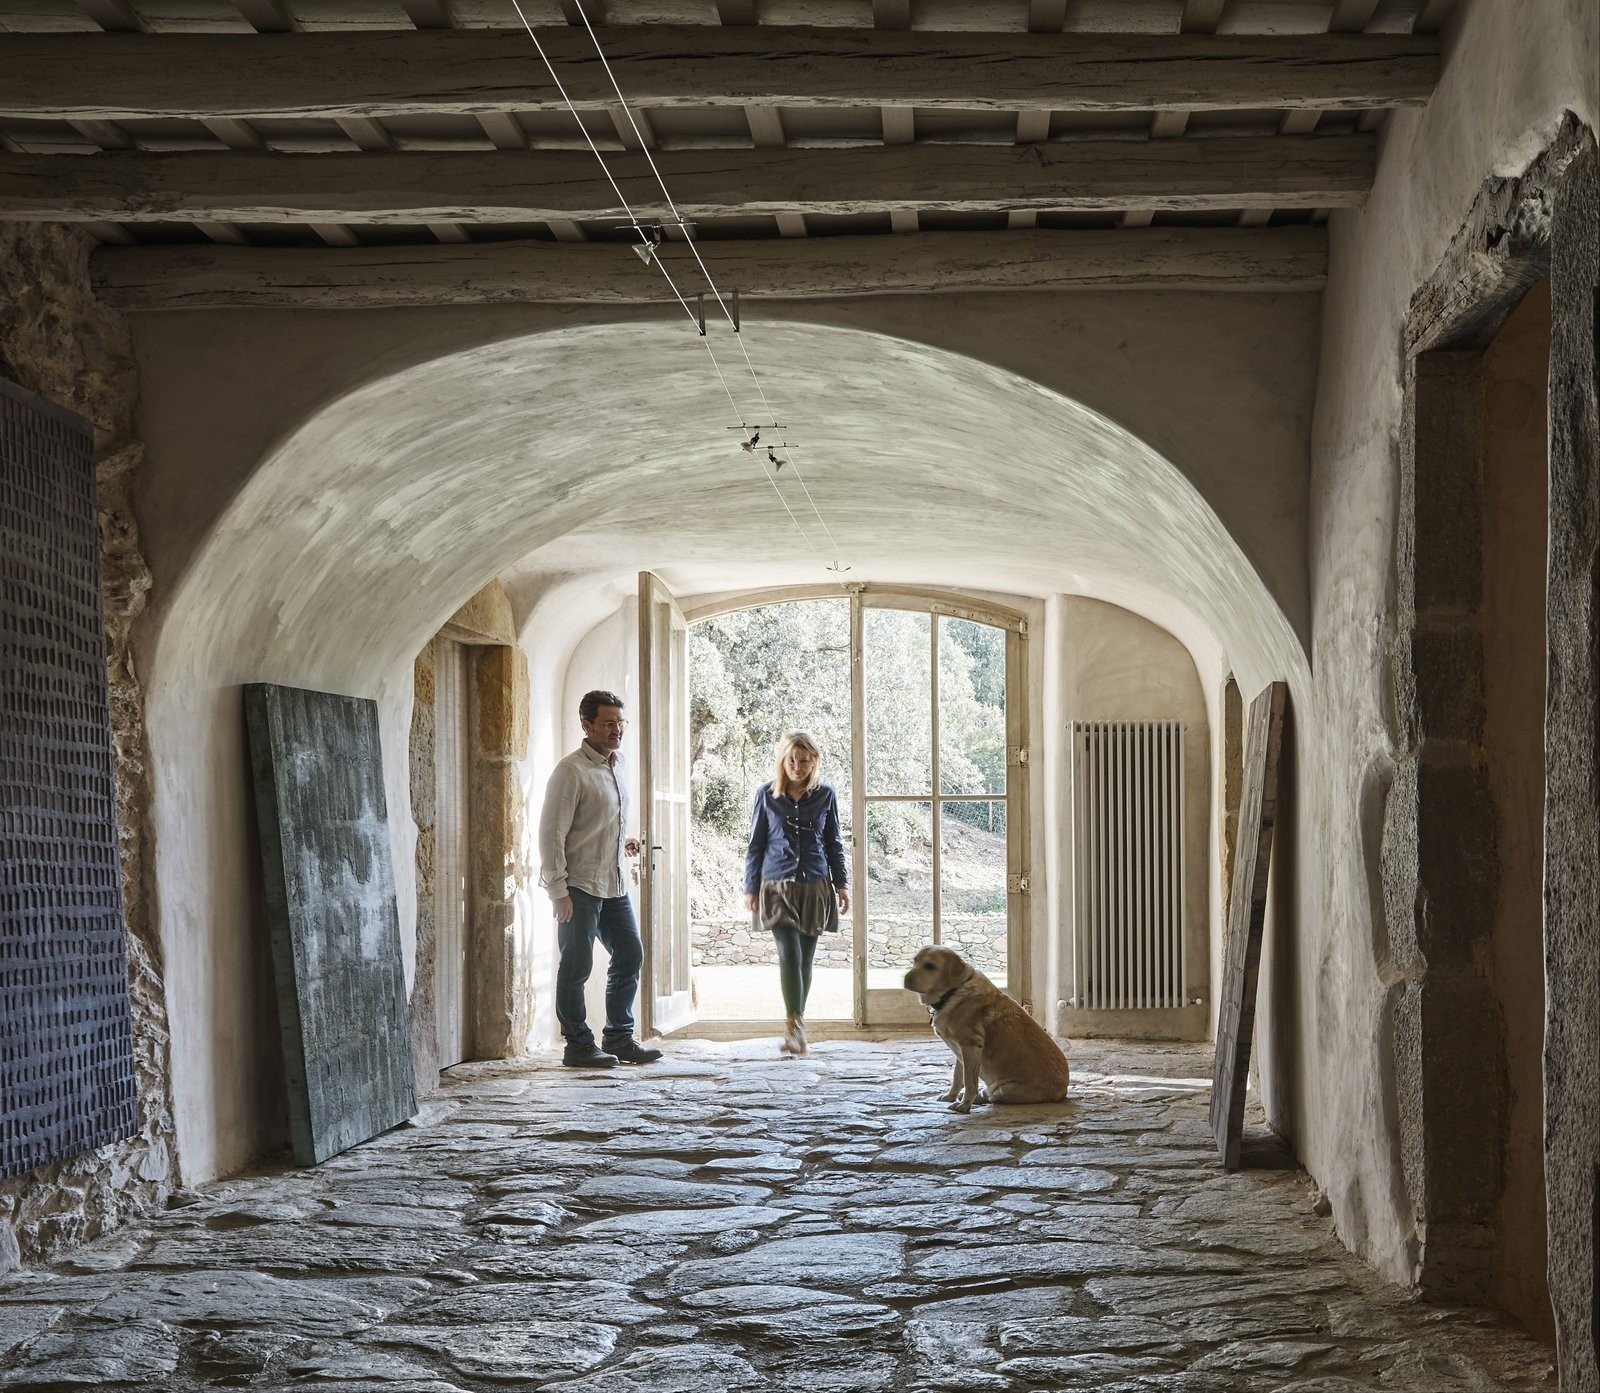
538;689;663;1068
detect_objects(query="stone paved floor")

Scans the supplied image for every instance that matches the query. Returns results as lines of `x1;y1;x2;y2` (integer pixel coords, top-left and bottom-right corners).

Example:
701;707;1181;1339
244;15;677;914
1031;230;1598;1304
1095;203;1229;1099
0;1040;1557;1392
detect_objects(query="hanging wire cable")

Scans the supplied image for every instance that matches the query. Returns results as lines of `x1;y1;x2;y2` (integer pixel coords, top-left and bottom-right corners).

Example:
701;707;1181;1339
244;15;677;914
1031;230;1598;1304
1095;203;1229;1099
503;0;832;565
567;7;849;569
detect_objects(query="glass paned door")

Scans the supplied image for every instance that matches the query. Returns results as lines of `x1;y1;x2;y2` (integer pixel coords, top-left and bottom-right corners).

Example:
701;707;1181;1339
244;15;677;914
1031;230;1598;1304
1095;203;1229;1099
682;587;1026;1032
686;598;852;1022
638;571;695;1038
856;601;1022;1026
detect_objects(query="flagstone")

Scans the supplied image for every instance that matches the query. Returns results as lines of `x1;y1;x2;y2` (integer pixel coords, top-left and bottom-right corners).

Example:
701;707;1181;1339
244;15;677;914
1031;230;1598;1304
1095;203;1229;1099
0;1040;1558;1392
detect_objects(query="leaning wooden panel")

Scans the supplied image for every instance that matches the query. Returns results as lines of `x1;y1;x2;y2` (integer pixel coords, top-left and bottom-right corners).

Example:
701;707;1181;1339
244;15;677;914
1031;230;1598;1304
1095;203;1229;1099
1209;679;1287;1170
244;683;416;1166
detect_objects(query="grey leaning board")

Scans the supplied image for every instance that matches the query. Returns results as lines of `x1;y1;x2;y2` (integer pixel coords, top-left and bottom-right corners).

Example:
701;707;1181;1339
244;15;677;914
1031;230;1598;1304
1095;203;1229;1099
1209;680;1287;1170
245;683;416;1165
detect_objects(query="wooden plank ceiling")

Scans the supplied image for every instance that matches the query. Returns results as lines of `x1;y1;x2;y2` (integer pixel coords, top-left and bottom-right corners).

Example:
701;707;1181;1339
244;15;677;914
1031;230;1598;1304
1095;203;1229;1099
0;0;1456;306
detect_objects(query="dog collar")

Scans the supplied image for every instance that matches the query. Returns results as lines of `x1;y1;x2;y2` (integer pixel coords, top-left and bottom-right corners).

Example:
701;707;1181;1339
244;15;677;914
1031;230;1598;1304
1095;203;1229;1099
928;984;961;1016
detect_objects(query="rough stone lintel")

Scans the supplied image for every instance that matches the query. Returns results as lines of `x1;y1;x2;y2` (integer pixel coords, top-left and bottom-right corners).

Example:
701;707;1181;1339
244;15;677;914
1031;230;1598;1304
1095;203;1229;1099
440;579;516;648
1405;112;1585;357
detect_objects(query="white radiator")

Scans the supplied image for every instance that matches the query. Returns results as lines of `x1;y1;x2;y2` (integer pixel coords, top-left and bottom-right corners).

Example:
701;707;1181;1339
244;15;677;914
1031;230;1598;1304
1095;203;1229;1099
1068;721;1187;1010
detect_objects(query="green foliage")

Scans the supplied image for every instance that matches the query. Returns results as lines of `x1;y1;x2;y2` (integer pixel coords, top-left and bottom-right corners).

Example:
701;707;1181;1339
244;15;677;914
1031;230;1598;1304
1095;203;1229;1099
689;600;851;838
689;601;1007;874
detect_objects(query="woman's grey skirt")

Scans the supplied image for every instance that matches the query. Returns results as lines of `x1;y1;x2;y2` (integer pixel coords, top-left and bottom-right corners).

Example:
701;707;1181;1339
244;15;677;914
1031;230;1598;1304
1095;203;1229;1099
757;879;840;937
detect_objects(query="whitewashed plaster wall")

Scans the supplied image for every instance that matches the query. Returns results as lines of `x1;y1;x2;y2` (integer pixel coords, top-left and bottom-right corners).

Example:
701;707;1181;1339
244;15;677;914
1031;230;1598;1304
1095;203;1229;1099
1279;0;1599;1286
1049;597;1214;1037
131;294;1311;1186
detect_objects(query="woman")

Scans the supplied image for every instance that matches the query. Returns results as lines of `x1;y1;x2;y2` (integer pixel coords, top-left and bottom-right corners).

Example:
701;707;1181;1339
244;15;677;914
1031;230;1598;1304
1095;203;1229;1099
743;731;850;1057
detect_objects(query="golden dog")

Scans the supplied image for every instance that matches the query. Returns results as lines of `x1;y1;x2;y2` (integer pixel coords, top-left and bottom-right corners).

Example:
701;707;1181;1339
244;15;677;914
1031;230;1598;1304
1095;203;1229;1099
904;946;1069;1113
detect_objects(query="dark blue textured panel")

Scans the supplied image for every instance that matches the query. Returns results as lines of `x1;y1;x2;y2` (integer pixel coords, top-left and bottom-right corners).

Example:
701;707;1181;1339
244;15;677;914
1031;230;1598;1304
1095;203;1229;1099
0;375;137;1181
245;683;416;1166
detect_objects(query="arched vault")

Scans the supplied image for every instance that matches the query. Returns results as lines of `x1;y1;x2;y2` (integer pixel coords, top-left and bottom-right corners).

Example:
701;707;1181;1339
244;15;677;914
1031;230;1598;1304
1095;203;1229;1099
154;318;1304;698
144;314;1305;1184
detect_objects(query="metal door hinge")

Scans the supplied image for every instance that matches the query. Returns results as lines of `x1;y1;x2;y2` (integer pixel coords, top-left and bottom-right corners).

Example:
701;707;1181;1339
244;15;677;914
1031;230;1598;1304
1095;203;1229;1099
1008;873;1030;894
1007;746;1029;767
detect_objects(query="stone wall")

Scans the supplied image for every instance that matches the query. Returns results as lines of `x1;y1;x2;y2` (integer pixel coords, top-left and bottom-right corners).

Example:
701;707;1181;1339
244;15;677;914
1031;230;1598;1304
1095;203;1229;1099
408;642;440;1092
472;642;532;1056
0;224;174;1267
411;584;531;1074
694;916;1007;976
1287;0;1597;1316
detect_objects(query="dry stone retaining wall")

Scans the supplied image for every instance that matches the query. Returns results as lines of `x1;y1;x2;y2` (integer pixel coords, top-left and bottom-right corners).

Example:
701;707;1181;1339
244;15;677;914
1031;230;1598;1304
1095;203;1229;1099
0;223;174;1268
694;916;1006;975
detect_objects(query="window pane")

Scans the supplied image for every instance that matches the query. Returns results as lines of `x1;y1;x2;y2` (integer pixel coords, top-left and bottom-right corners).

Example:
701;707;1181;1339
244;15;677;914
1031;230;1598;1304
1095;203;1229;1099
865;608;932;795
940;800;1007;989
939;618;1007;796
688;598;852;1019
866;800;933;992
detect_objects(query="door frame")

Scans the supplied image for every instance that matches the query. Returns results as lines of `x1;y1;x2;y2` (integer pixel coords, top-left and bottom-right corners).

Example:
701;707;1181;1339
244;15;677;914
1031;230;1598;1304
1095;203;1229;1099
638;571;696;1038
681;583;1032;1029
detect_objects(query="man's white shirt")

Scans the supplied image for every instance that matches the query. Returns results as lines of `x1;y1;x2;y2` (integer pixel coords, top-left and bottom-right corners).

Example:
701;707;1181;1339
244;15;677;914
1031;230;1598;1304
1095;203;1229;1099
538;742;631;900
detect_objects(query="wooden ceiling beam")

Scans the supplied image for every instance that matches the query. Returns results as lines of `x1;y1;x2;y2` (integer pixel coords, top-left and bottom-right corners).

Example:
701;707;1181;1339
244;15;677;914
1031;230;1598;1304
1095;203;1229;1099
91;226;1330;310
0;136;1375;223
556;0;605;24
73;0;146;32
399;0;455;27
0;29;1439;121
1158;0;1228;141
1028;0;1067;32
1328;0;1380;31
1179;0;1227;31
744;105;785;148
230;0;296;33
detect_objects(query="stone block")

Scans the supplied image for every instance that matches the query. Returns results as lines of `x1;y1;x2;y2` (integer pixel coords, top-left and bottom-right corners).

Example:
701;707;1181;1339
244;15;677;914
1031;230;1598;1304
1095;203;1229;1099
1540;133;1600;1391
1410;352;1484;615
1413;757;1498;969
1409;623;1485;745
475;645;528;762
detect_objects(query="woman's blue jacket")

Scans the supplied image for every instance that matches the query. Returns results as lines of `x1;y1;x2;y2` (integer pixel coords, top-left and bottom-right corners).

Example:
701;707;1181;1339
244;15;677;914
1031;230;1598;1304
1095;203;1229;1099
743;783;849;894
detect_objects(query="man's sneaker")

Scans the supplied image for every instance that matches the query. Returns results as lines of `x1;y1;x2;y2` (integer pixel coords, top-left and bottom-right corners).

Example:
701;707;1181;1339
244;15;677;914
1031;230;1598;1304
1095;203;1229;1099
607;1039;663;1065
562;1043;618;1068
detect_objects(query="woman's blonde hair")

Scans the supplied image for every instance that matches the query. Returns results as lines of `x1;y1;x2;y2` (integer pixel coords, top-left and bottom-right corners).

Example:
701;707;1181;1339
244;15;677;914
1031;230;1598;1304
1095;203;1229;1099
771;730;823;798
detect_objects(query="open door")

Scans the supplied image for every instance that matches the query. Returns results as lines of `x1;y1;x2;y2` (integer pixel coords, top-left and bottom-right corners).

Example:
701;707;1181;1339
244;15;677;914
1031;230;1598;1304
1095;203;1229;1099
637;571;696;1038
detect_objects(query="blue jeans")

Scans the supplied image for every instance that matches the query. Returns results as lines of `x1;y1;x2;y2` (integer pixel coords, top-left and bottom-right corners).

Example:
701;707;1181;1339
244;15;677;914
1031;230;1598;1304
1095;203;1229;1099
557;887;643;1048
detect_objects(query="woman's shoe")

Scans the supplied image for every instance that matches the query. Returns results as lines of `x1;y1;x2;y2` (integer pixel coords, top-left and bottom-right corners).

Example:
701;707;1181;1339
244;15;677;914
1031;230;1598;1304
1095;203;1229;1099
781;1015;808;1057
